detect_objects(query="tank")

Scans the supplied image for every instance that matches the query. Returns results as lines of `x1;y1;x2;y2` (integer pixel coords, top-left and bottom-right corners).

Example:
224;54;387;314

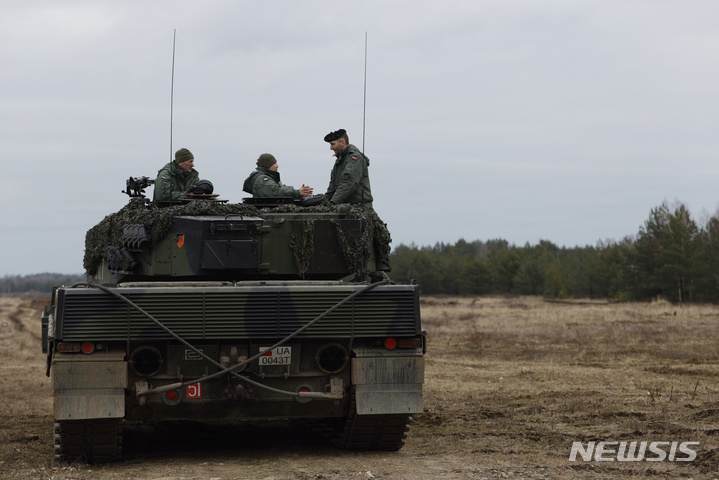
42;178;425;463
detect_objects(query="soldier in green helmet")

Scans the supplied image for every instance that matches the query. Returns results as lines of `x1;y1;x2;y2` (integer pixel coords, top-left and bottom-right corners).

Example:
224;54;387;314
243;153;313;198
323;129;373;207
153;148;200;206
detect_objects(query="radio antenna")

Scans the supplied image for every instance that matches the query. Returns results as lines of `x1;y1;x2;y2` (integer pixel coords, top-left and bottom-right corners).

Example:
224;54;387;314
170;29;176;160
362;32;368;154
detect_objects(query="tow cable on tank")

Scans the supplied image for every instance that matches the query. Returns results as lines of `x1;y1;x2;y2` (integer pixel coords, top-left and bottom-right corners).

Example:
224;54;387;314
76;276;390;400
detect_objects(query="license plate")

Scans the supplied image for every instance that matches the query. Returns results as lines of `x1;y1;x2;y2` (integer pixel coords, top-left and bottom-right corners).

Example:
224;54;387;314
259;346;291;366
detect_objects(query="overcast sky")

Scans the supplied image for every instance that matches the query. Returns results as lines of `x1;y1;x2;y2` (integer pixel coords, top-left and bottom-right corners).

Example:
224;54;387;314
2;1;718;275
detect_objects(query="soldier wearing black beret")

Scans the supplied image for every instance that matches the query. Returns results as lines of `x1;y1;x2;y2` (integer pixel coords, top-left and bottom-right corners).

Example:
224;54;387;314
323;129;373;207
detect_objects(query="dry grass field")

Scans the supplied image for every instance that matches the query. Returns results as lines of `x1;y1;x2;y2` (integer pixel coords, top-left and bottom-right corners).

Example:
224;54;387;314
2;293;719;479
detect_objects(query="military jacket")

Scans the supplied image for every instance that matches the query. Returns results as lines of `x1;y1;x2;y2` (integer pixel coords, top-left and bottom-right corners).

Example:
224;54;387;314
325;144;373;206
153;161;199;205
243;167;300;199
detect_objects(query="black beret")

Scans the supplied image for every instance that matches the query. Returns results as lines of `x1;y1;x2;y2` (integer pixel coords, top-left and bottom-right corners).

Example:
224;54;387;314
324;129;346;142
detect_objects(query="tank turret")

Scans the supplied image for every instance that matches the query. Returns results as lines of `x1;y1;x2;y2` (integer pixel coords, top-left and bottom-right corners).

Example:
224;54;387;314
85;194;391;285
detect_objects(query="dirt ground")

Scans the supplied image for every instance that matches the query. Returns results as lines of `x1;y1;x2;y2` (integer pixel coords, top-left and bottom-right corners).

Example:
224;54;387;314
2;293;719;479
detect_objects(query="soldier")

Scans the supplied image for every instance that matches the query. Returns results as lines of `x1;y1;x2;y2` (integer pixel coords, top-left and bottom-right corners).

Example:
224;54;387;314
323;129;373;207
243;153;313;198
153;148;200;206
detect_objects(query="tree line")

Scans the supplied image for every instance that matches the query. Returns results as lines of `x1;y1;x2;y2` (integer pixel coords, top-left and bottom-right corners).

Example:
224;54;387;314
0;273;85;294
389;201;719;303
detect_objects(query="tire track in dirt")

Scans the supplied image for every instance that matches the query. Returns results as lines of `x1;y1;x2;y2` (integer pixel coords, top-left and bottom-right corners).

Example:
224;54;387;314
8;309;42;342
1;296;47;343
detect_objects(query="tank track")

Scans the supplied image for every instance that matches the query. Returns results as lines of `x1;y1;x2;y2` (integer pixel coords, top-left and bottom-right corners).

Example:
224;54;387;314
337;388;412;451
338;413;412;450
54;419;123;463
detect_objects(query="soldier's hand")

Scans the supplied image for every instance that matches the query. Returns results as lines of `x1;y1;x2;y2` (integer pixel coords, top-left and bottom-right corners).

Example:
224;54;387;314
300;185;313;198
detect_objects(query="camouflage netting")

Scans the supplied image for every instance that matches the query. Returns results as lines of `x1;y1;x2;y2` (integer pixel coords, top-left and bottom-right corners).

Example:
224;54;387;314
84;198;392;278
276;202;392;279
289;218;315;277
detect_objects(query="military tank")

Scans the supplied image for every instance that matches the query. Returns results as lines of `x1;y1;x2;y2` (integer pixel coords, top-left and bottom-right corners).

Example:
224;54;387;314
42;177;425;463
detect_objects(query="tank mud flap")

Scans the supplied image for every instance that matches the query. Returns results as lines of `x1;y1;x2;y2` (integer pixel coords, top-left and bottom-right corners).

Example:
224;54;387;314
54;389;125;420
351;355;424;415
52;352;127;420
354;384;422;415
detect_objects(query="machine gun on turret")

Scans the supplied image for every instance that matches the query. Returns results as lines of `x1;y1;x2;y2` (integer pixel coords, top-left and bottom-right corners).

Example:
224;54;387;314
122;176;155;198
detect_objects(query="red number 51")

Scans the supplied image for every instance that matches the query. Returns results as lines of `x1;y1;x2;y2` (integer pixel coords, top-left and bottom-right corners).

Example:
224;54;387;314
186;382;202;399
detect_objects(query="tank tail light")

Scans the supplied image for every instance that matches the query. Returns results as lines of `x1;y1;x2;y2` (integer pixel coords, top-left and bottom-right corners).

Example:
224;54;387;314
398;338;422;349
57;343;81;353
57;342;104;354
296;386;312;403
384;337;422;350
163;389;182;406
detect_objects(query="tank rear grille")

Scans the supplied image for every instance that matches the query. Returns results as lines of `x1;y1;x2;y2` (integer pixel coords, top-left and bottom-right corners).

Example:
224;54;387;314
57;285;420;341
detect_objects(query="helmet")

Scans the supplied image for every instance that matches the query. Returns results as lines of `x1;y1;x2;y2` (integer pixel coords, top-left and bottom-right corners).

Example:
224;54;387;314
189;179;214;195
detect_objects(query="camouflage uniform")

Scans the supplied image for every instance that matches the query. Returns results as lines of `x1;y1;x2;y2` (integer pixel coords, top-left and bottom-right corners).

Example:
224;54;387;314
243;167;301;199
153;161;199;205
325;144;373;207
